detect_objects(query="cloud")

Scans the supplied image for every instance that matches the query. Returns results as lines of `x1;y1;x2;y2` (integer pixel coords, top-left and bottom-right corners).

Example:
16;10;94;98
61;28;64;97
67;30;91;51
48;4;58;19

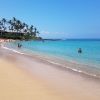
41;31;50;34
40;30;70;39
40;30;65;35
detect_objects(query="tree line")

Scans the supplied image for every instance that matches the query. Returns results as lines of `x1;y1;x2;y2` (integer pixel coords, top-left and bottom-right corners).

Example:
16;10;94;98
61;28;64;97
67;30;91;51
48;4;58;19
0;17;41;40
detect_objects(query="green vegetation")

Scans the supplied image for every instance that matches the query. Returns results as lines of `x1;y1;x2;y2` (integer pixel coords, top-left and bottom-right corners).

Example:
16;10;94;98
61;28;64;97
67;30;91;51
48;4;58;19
0;17;42;40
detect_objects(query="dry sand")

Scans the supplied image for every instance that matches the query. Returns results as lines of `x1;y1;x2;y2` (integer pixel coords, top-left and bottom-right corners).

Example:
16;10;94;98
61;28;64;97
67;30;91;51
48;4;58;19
0;47;100;100
0;59;64;100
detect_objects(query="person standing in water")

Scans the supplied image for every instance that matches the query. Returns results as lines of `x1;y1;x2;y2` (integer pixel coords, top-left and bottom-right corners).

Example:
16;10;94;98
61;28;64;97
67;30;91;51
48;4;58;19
78;48;82;53
18;43;22;48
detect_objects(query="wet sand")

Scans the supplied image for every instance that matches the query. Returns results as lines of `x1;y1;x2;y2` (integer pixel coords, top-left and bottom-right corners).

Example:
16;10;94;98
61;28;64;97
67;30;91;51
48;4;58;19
0;47;100;100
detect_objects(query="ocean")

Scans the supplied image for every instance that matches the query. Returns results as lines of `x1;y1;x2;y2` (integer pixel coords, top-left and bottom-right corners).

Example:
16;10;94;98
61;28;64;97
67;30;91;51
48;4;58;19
4;39;100;78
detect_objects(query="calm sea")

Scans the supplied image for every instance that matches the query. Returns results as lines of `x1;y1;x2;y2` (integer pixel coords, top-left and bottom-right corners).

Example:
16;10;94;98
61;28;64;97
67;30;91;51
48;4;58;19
5;39;100;77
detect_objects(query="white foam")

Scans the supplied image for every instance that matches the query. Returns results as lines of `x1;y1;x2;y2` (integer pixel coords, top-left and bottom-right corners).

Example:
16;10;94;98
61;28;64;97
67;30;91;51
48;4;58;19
1;45;100;79
2;46;24;55
38;56;100;78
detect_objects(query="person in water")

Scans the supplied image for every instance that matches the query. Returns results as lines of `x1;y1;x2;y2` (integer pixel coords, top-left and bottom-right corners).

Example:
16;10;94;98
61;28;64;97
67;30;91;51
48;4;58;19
18;43;22;48
78;48;82;53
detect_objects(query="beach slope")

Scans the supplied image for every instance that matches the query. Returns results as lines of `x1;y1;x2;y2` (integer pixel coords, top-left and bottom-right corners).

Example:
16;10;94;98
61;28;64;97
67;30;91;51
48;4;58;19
0;47;100;100
0;59;64;100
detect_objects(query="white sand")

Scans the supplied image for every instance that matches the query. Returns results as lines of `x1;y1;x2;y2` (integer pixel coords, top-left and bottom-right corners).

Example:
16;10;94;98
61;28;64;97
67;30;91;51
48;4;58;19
0;47;100;100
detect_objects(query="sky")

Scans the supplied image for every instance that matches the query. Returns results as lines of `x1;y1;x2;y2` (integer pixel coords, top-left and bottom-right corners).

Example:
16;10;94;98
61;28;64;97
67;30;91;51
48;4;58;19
0;0;100;39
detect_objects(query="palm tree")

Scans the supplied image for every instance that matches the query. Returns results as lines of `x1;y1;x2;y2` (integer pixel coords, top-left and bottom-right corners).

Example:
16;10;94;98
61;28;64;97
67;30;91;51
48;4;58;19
25;24;29;34
8;20;14;32
33;27;38;37
22;22;26;32
0;20;3;30
0;26;2;30
34;28;40;37
12;17;16;23
16;20;21;32
36;31;40;37
2;18;6;31
12;17;17;32
8;26;14;32
29;25;34;36
2;18;6;24
8;20;12;25
24;29;27;33
13;19;21;32
0;20;3;36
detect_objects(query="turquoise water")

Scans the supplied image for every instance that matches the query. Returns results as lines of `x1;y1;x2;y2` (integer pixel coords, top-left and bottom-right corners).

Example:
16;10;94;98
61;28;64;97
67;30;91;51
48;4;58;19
5;39;100;76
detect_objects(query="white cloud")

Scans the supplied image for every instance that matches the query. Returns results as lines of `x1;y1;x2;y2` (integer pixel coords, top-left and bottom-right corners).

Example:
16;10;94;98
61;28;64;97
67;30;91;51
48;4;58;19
40;30;70;39
41;31;50;34
40;30;65;35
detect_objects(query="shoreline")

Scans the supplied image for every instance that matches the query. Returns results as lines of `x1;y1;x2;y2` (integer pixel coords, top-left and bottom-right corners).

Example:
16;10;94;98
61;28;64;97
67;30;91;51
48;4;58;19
2;43;100;80
0;45;100;99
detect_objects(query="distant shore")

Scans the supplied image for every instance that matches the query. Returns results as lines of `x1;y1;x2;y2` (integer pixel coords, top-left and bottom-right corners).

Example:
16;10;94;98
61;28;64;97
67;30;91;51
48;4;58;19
0;45;100;100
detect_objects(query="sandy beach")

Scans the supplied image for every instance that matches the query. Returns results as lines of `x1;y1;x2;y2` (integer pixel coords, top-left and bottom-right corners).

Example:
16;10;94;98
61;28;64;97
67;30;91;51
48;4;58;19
0;46;100;100
0;53;63;100
0;0;100;99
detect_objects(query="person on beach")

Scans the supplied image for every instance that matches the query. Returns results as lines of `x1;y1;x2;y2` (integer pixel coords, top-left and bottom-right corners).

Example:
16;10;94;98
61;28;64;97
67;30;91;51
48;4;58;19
78;48;82;53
